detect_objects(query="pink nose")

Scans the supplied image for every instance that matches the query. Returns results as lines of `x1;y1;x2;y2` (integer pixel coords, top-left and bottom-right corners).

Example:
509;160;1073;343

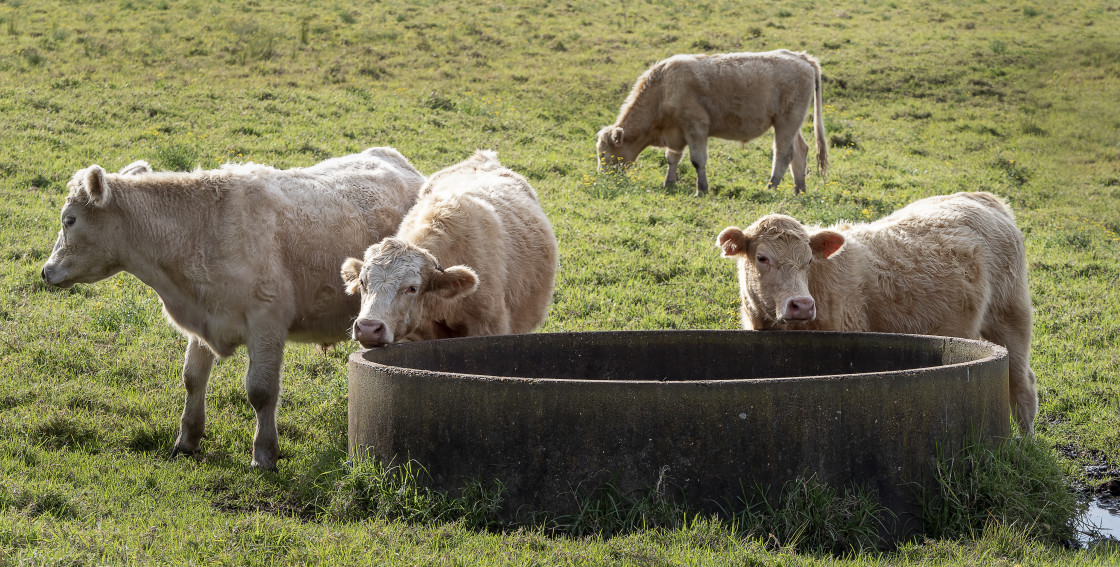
353;319;388;348
783;296;816;321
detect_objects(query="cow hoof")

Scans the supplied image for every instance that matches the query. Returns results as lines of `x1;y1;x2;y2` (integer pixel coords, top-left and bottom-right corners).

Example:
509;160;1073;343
170;445;198;459
250;458;278;471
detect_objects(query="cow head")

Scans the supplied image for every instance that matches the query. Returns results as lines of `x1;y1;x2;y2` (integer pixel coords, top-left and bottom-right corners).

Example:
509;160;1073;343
41;163;144;288
341;237;479;348
595;126;637;171
717;215;845;327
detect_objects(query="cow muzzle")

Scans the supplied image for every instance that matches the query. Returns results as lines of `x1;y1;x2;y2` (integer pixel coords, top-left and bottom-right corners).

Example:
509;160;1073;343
781;296;816;322
40;263;70;288
353;318;391;348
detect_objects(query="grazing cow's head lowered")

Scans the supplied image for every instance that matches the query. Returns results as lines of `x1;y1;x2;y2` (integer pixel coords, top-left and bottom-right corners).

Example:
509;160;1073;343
595;126;640;172
41;162;151;288
341;238;479;347
716;215;846;326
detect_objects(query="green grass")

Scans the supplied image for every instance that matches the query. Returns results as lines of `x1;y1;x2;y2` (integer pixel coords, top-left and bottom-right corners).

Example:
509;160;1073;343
922;437;1085;544
2;0;1120;564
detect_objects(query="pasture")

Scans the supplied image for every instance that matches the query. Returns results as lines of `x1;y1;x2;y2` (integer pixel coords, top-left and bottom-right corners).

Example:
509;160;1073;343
1;0;1118;564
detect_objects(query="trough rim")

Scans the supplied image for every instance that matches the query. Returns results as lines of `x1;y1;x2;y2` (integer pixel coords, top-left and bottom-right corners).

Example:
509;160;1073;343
348;329;1008;385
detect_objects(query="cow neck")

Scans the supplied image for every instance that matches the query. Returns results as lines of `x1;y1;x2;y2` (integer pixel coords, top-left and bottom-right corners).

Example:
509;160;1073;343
111;175;220;329
614;98;662;152
806;233;870;332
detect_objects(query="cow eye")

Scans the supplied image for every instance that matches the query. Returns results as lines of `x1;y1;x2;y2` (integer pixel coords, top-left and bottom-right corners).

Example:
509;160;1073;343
756;254;770;265
63;216;76;227
405;285;418;294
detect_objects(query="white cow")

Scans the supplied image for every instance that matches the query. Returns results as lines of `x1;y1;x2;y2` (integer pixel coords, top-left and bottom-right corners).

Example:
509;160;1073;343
716;192;1038;434
597;50;828;196
41;148;426;468
341;150;558;347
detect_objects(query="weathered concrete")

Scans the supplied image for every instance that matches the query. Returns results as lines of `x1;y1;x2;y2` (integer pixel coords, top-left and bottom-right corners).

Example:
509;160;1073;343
348;330;1009;539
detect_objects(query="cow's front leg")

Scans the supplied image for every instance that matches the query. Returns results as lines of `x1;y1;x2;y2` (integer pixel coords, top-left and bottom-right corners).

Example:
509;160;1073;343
244;332;286;469
664;147;684;186
173;336;215;457
687;138;709;196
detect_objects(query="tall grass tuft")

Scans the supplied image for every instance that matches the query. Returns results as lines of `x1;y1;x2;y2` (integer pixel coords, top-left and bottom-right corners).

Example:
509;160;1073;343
308;457;504;530
554;467;688;537
733;475;889;554
921;436;1084;545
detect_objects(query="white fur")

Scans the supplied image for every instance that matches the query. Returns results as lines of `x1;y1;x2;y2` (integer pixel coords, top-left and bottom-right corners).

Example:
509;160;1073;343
41;147;426;468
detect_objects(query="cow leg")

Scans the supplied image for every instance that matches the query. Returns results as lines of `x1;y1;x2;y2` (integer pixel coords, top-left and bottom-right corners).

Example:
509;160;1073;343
664;147;684;187
982;305;1038;436
244;332;286;469
687;138;709;197
173;336;215;457
790;132;810;195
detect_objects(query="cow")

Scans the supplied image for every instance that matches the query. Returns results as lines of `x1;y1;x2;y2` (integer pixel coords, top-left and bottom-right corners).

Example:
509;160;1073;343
596;50;828;197
716;192;1038;434
341;150;558;347
40;147;426;469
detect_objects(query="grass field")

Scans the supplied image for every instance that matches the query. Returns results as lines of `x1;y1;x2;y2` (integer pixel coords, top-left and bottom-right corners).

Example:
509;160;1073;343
1;0;1119;564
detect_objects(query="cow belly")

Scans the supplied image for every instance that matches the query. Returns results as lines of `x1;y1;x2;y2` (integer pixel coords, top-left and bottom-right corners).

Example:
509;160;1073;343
709;120;773;142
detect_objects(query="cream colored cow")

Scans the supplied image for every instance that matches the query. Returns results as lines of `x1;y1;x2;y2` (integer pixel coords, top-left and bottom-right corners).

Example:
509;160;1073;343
597;49;828;196
716;192;1038;434
41;148;426;468
342;150;558;347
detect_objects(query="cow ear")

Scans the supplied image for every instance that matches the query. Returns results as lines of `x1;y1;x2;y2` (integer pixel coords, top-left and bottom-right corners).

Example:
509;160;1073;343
119;160;151;175
716;227;749;257
83;165;111;207
429;266;479;299
810;230;845;259
609;126;625;146
341;258;364;295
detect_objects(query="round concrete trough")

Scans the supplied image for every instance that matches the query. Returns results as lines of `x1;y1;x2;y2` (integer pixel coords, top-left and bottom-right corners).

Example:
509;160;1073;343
348;330;1010;538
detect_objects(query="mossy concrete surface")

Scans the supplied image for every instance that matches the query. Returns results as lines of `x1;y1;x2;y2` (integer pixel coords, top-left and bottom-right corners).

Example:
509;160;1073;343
349;330;1009;539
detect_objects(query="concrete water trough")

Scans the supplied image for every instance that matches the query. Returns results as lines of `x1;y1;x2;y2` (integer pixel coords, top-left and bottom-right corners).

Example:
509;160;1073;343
348;330;1010;538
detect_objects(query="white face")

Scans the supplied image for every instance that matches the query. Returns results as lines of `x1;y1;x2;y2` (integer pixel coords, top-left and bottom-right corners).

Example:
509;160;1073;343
341;238;478;348
743;238;816;324
41;169;123;288
595;126;630;171
719;216;845;327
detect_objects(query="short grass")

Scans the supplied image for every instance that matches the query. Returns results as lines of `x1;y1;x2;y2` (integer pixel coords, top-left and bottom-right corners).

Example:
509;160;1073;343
2;0;1120;564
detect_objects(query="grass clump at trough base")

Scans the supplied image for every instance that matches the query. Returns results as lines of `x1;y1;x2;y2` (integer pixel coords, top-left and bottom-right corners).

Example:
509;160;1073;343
292;437;1090;560
923;436;1085;545
305;455;505;530
734;476;888;555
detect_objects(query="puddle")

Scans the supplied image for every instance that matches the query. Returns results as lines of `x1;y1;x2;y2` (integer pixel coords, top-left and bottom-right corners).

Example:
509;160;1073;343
1079;496;1120;548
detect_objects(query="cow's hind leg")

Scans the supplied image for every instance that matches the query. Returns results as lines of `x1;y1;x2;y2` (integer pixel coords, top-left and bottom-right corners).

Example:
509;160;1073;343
244;332;286;469
789;132;810;194
768;121;802;192
173;336;215;457
686;137;709;197
664;147;684;187
982;303;1039;436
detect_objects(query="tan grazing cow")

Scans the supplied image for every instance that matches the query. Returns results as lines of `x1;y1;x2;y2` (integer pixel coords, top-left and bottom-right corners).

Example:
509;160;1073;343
342;150;558;347
597;49;828;196
716;192;1038;434
41;148;426;468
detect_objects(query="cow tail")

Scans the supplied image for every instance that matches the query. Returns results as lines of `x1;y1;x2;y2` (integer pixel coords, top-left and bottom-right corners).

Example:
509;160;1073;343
813;60;829;179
